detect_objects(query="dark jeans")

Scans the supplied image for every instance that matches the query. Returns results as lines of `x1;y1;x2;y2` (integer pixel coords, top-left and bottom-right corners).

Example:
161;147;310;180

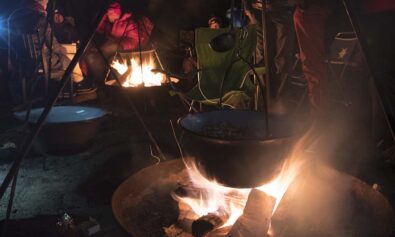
253;7;294;98
268;8;295;96
80;36;119;84
294;5;330;115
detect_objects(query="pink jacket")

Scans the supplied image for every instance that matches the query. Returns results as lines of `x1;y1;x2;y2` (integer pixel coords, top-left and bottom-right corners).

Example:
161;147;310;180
97;13;154;50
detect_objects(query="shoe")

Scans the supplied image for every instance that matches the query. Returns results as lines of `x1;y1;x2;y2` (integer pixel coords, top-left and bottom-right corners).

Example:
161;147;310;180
74;80;95;93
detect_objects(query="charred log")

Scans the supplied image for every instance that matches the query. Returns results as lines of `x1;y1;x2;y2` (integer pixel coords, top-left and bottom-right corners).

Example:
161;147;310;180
164;224;193;237
191;209;229;237
177;202;197;233
118;67;132;85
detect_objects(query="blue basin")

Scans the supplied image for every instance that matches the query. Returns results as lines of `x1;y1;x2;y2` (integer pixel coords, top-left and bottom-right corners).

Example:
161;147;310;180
14;106;107;154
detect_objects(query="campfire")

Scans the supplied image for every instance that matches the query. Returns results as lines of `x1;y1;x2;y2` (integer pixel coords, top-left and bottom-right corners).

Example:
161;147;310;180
112;129;393;237
165;135;307;237
109;50;167;87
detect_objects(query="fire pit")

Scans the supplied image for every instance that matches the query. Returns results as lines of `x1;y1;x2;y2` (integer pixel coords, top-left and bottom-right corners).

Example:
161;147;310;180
112;159;393;237
104;49;177;110
106;49;167;88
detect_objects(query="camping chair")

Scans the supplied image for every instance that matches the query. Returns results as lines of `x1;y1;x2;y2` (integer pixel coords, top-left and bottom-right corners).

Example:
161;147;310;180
173;25;265;111
7;28;48;108
42;43;96;104
326;32;364;107
14;31;87;105
276;53;308;111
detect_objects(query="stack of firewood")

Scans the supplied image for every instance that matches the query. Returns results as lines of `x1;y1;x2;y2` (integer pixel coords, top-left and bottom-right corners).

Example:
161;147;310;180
165;182;276;237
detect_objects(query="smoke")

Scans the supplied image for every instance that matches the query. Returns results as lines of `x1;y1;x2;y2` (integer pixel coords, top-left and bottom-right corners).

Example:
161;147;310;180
270;160;393;237
267;80;393;237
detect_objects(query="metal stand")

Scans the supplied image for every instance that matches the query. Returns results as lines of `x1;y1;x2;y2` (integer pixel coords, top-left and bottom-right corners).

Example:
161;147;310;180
261;1;271;105
98;17;166;161
96;40;166;160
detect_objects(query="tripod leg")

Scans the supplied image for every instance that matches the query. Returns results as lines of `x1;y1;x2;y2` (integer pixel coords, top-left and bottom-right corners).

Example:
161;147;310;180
1;172;18;237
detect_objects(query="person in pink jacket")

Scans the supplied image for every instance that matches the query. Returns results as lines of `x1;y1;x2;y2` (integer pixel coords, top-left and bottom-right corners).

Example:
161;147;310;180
96;1;153;51
80;1;154;86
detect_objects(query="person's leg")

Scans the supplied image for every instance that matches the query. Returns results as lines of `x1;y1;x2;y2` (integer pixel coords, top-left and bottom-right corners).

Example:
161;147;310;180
80;38;119;86
294;5;330;117
269;9;294;97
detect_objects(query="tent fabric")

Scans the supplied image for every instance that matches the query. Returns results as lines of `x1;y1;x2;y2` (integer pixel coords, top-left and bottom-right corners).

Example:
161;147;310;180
185;25;258;104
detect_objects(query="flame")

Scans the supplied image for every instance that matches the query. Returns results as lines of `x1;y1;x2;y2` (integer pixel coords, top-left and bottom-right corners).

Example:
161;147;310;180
258;156;305;213
174;162;251;227
175;133;309;232
111;55;165;87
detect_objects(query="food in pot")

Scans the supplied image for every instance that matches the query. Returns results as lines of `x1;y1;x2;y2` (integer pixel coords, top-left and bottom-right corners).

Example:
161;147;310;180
201;122;248;139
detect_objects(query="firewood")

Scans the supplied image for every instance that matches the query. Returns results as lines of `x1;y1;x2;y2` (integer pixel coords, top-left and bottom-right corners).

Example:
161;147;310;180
164;224;193;237
178;202;198;221
171;182;210;234
118;67;132;85
177;202;197;233
192;209;229;237
226;189;275;237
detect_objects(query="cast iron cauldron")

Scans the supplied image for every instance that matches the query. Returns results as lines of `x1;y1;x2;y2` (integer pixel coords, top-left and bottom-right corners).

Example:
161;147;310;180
178;110;298;188
14;106;107;154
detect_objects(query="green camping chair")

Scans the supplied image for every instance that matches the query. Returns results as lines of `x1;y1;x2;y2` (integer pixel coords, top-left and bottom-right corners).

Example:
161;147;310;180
173;25;265;111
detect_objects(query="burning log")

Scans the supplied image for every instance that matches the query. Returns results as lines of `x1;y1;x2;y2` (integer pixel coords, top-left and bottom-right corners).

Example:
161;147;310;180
164;224;193;237
176;202;197;233
105;67;132;86
192;209;229;237
171;182;211;233
118;67;132;85
226;189;275;237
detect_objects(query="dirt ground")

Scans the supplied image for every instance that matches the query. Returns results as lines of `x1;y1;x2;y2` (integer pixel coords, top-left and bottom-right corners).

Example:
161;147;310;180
0;88;185;237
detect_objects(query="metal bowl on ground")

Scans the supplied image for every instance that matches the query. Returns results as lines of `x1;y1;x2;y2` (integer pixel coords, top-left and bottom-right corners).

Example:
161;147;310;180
178;110;299;188
14;106;107;154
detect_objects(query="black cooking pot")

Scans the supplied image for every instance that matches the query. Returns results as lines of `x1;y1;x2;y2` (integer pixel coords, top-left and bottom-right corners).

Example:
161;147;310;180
178;110;298;188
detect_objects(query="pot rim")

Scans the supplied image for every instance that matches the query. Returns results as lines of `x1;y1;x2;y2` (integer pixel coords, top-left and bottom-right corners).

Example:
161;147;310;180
13;106;108;125
178;110;297;143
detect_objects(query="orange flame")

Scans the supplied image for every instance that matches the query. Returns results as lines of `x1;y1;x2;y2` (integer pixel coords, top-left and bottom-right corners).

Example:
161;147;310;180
111;56;165;87
258;156;305;214
174;162;251;227
175;131;310;232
